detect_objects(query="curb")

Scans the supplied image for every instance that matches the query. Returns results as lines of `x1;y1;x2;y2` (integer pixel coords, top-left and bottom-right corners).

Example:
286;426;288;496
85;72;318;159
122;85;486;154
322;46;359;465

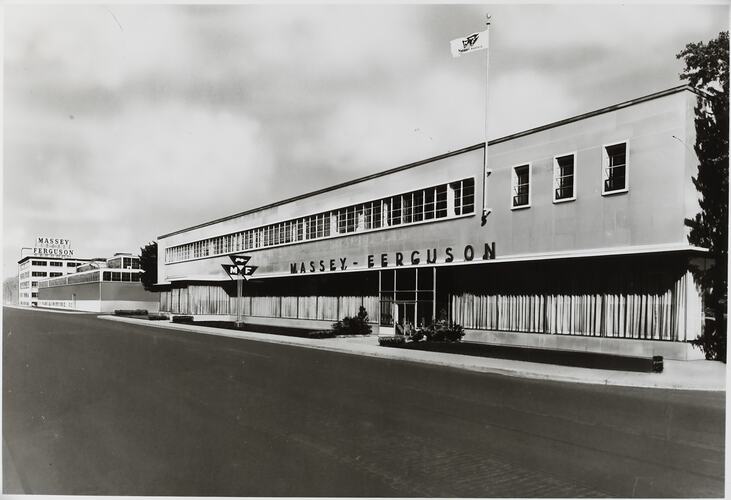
98;315;726;391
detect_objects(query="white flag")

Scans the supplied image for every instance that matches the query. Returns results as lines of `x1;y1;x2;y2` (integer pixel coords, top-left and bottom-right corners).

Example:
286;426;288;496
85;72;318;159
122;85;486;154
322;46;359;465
450;30;488;58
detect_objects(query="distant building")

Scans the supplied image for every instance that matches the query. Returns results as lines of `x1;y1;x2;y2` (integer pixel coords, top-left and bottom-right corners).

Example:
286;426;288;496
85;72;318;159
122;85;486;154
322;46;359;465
36;253;159;313
155;86;709;360
18;239;89;307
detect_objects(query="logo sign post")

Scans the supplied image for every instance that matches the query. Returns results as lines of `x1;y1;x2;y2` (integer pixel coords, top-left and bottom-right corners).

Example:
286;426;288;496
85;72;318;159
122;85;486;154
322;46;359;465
221;254;257;325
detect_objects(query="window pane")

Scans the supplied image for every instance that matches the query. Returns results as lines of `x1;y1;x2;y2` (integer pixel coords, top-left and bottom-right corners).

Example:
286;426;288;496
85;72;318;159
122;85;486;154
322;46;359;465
390;196;401;226
555;155;574;200
364;204;372;230
462;178;475;213
607;143;626;167
402;194;412;224
355;205;365;232
435;185;447;218
605;143;627;192
323;213;331;237
373;201;382;228
452;181;462;215
513;165;530;207
424;188;435;220
413;190;424;222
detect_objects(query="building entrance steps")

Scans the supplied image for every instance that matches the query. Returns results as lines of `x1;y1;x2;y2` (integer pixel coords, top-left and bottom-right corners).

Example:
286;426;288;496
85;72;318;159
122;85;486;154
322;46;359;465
100;315;725;391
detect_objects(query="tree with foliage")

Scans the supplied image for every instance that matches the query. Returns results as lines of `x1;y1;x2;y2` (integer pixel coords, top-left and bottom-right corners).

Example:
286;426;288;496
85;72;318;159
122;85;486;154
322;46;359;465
677;31;728;361
139;241;159;292
3;277;19;305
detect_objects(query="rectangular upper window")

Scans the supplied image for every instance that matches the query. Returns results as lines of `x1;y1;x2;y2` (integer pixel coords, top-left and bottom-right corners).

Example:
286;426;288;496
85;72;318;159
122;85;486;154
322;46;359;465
50;261;63;267
553;153;576;202
602;141;628;194
452;178;475;215
31;260;47;266
511;164;531;209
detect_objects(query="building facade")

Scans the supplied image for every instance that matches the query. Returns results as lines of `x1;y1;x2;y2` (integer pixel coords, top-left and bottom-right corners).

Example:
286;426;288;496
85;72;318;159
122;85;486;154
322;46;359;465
155;86;708;360
18;256;90;307
36;253;160;313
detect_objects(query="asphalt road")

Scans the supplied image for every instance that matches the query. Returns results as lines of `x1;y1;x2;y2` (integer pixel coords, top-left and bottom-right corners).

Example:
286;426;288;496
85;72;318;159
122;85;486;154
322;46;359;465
2;307;725;497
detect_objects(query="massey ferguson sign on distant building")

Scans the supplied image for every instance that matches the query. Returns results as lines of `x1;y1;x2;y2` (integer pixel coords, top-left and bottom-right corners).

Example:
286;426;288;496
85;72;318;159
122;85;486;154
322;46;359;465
32;237;75;257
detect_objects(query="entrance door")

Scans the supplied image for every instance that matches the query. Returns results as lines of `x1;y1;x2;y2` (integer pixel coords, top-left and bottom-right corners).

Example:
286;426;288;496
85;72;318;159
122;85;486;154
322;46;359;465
394;301;416;336
379;268;435;336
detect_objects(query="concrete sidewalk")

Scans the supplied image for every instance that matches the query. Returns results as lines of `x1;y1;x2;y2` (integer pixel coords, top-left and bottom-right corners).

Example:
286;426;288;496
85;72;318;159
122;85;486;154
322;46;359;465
4;304;90;314
100;315;726;391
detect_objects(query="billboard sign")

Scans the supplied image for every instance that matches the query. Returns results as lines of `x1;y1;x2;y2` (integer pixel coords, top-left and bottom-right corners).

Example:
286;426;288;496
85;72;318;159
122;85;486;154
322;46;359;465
31;237;75;257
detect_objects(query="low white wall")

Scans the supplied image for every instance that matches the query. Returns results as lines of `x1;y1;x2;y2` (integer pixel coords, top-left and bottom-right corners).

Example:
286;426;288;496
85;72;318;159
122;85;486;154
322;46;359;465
462;329;705;361
37;299;101;312
99;300;160;313
37;299;159;314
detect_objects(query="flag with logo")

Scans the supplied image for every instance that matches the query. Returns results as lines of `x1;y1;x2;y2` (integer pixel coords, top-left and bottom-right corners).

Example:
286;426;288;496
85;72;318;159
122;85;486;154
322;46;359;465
450;30;488;58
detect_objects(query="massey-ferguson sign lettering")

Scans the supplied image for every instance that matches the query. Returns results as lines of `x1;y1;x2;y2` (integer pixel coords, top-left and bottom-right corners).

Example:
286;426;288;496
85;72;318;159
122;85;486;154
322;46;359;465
33;237;75;257
289;242;495;274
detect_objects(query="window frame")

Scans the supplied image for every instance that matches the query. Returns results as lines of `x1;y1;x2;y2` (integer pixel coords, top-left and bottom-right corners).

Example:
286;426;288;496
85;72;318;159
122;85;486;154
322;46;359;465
552;151;577;204
510;162;532;210
601;140;630;196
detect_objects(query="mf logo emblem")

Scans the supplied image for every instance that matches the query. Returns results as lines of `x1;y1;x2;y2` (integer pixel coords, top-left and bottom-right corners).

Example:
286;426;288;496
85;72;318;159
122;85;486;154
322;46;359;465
462;33;480;50
221;254;257;281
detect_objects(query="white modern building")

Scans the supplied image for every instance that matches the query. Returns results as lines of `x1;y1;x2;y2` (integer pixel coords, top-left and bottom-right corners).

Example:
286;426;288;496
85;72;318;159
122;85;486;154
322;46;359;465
18;247;90;307
36;253;160;313
155;86;711;361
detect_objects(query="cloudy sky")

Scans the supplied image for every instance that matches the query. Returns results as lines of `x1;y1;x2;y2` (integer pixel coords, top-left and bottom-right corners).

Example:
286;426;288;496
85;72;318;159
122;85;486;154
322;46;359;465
3;3;728;279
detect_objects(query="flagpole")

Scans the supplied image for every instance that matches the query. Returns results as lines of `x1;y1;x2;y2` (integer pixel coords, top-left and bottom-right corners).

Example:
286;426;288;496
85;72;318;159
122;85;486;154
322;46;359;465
481;14;492;226
237;276;242;326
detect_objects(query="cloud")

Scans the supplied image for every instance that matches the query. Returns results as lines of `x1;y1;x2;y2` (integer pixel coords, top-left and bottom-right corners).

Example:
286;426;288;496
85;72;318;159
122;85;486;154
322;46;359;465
4;96;277;259
5;5;190;90
292;68;485;175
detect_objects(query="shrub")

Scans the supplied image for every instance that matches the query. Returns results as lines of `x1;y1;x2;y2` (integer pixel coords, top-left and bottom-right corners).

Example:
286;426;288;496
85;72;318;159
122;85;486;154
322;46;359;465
147;313;169;321
332;306;373;336
410;330;425;342
114;309;148;316
308;330;336;339
417;319;465;343
378;335;406;347
171;315;194;323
